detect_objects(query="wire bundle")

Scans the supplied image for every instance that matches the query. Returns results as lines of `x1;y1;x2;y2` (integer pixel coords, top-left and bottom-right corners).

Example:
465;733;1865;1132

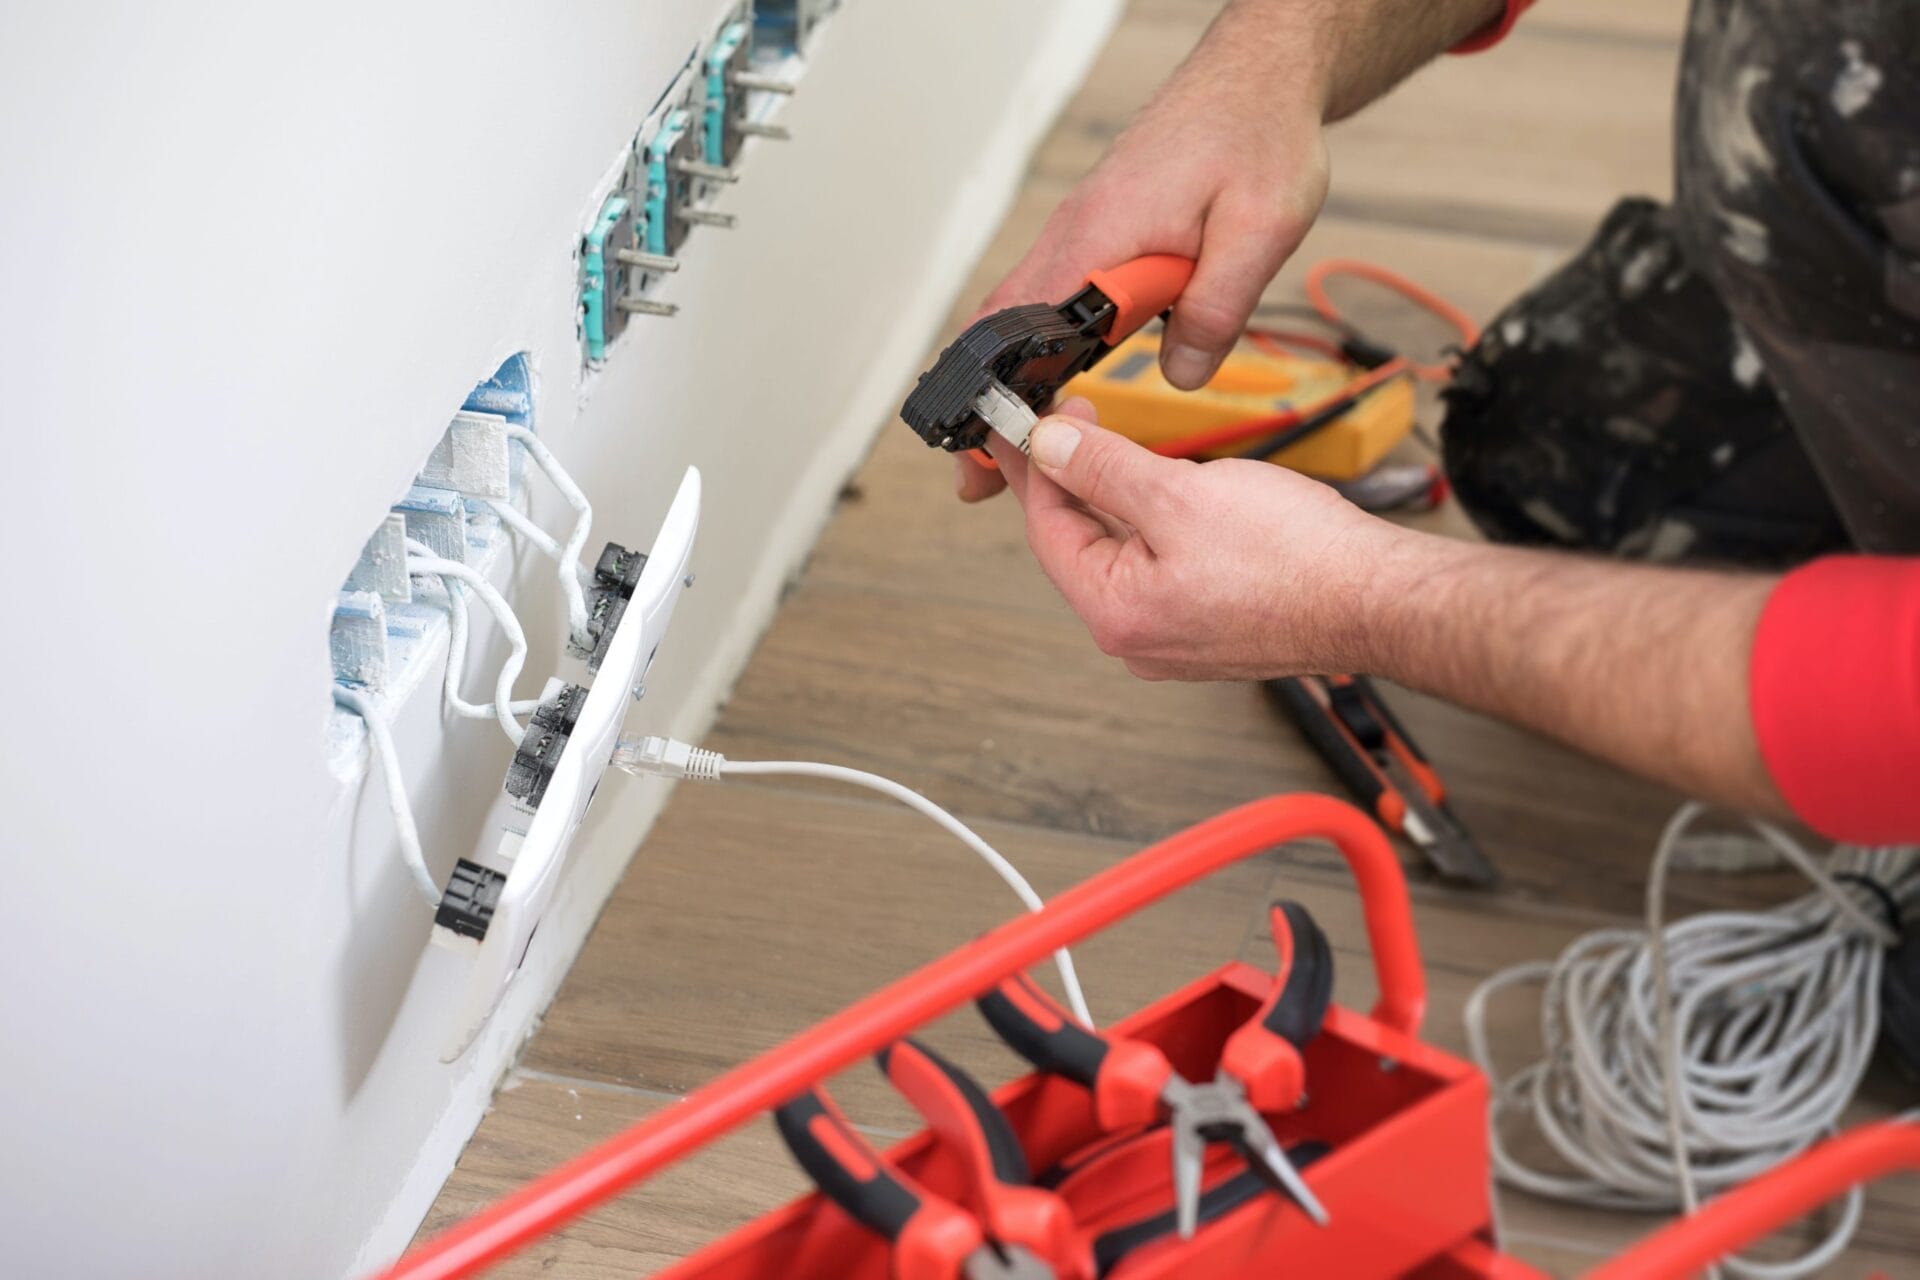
1466;805;1914;1278
334;429;599;905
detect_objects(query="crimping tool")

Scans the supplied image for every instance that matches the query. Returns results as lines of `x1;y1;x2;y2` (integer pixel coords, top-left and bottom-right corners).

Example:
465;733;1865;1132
1265;675;1497;886
901;255;1194;455
977;900;1334;1239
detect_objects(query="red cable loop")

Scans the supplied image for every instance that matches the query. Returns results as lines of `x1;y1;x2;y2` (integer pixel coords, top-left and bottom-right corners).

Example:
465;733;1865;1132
1304;258;1480;383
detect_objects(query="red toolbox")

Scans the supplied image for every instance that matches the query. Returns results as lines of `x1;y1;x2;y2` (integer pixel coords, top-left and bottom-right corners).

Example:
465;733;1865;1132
381;794;1919;1279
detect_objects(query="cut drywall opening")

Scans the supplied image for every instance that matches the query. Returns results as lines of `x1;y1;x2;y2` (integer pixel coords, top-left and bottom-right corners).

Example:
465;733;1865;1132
326;353;537;778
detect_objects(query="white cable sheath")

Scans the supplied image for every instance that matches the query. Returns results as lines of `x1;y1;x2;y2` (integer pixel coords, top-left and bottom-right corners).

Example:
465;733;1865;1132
331;685;441;908
1466;805;1912;1279
405;540;531;745
489;497;592;590
504;425;593;644
437;575;545;724
610;738;1094;1026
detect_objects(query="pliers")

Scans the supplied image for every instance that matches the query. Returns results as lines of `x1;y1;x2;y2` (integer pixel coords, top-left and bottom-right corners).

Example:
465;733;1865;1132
976;900;1335;1240
901;254;1195;455
774;1085;1057;1280
879;1038;1093;1280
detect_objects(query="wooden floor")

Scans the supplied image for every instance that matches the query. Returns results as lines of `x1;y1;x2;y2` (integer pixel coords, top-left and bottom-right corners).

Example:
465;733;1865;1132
419;3;1916;1274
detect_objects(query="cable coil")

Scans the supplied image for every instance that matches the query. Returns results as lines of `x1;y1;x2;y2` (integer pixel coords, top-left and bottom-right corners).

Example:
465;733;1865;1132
1466;805;1913;1278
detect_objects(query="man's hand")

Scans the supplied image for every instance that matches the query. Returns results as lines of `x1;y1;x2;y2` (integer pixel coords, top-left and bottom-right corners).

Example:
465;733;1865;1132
992;402;1394;679
956;2;1337;504
954;0;1511;504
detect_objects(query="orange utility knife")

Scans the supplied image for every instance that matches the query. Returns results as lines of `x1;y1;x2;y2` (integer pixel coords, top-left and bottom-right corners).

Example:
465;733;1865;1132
901;255;1195;456
1265;674;1498;887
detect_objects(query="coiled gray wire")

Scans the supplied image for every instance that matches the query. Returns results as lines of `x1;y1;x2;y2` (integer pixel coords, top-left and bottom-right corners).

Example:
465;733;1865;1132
1465;805;1914;1278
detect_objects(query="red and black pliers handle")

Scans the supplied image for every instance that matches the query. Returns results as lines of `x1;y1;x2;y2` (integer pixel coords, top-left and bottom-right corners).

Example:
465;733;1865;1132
976;899;1333;1123
1219;900;1335;1113
977;907;1333;1235
879;1039;1091;1279
975;973;1177;1133
773;1087;1053;1280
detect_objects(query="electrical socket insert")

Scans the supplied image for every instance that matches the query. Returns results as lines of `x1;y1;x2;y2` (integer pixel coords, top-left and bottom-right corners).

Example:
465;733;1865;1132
580;194;637;363
643;107;699;258
438;466;703;1060
702;17;752;167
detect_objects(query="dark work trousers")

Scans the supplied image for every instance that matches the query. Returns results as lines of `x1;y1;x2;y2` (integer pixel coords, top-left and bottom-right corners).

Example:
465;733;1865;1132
1441;0;1920;566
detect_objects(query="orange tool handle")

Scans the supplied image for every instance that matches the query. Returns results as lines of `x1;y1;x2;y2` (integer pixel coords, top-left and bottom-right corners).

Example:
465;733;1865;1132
1588;1121;1920;1280
977;973;1175;1132
772;1088;985;1280
1219;900;1334;1114
380;795;1421;1280
1084;254;1196;345
880;1039;1088;1279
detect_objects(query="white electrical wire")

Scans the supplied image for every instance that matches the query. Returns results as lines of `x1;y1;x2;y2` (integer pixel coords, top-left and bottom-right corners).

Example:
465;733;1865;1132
500;425;593;644
405;539;532;745
332;684;441;908
489;497;593;590
611;736;1095;1027
1465;804;1913;1278
437;573;547;724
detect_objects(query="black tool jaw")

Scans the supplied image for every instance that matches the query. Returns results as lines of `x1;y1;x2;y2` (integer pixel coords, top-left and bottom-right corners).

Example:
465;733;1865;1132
900;304;1104;453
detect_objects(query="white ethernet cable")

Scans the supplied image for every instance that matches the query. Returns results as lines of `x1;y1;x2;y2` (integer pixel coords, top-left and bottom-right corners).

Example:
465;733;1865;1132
331;684;441;908
1465;804;1912;1279
494;424;593;646
405;538;532;745
611;735;1094;1028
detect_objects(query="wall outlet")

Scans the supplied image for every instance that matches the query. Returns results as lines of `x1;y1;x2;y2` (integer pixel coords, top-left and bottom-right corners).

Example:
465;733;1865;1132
701;19;751;167
580;194;636;363
643;107;698;258
439;465;702;1060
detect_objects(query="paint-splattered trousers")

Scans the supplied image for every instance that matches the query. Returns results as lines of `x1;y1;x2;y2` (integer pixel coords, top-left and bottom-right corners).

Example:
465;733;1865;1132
1442;0;1920;564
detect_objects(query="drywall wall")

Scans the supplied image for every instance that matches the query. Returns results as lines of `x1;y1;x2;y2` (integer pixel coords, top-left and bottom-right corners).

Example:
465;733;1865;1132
0;2;1120;1276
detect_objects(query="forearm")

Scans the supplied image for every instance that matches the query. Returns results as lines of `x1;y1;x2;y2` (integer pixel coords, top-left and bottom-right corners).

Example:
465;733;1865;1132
1348;530;1786;815
1190;0;1506;122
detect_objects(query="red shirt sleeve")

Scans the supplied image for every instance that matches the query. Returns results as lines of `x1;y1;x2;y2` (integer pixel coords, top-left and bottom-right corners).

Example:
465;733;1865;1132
1451;0;1536;53
1749;556;1920;843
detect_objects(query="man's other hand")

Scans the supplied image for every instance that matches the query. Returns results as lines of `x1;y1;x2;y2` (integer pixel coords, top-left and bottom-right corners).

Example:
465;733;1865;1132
991;400;1393;681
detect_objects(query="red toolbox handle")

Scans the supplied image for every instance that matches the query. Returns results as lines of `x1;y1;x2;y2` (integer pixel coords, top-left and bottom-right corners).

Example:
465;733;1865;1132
1589;1121;1920;1280
381;794;1420;1280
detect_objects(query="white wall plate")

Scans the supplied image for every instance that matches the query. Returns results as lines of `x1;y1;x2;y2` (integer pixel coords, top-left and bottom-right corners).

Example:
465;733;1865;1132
440;466;702;1060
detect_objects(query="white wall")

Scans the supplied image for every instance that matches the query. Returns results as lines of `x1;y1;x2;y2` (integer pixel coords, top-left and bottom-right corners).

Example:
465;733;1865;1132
0;3;1119;1275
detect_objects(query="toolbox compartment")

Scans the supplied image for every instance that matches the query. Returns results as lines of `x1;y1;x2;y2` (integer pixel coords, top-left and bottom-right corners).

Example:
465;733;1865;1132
657;962;1492;1279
